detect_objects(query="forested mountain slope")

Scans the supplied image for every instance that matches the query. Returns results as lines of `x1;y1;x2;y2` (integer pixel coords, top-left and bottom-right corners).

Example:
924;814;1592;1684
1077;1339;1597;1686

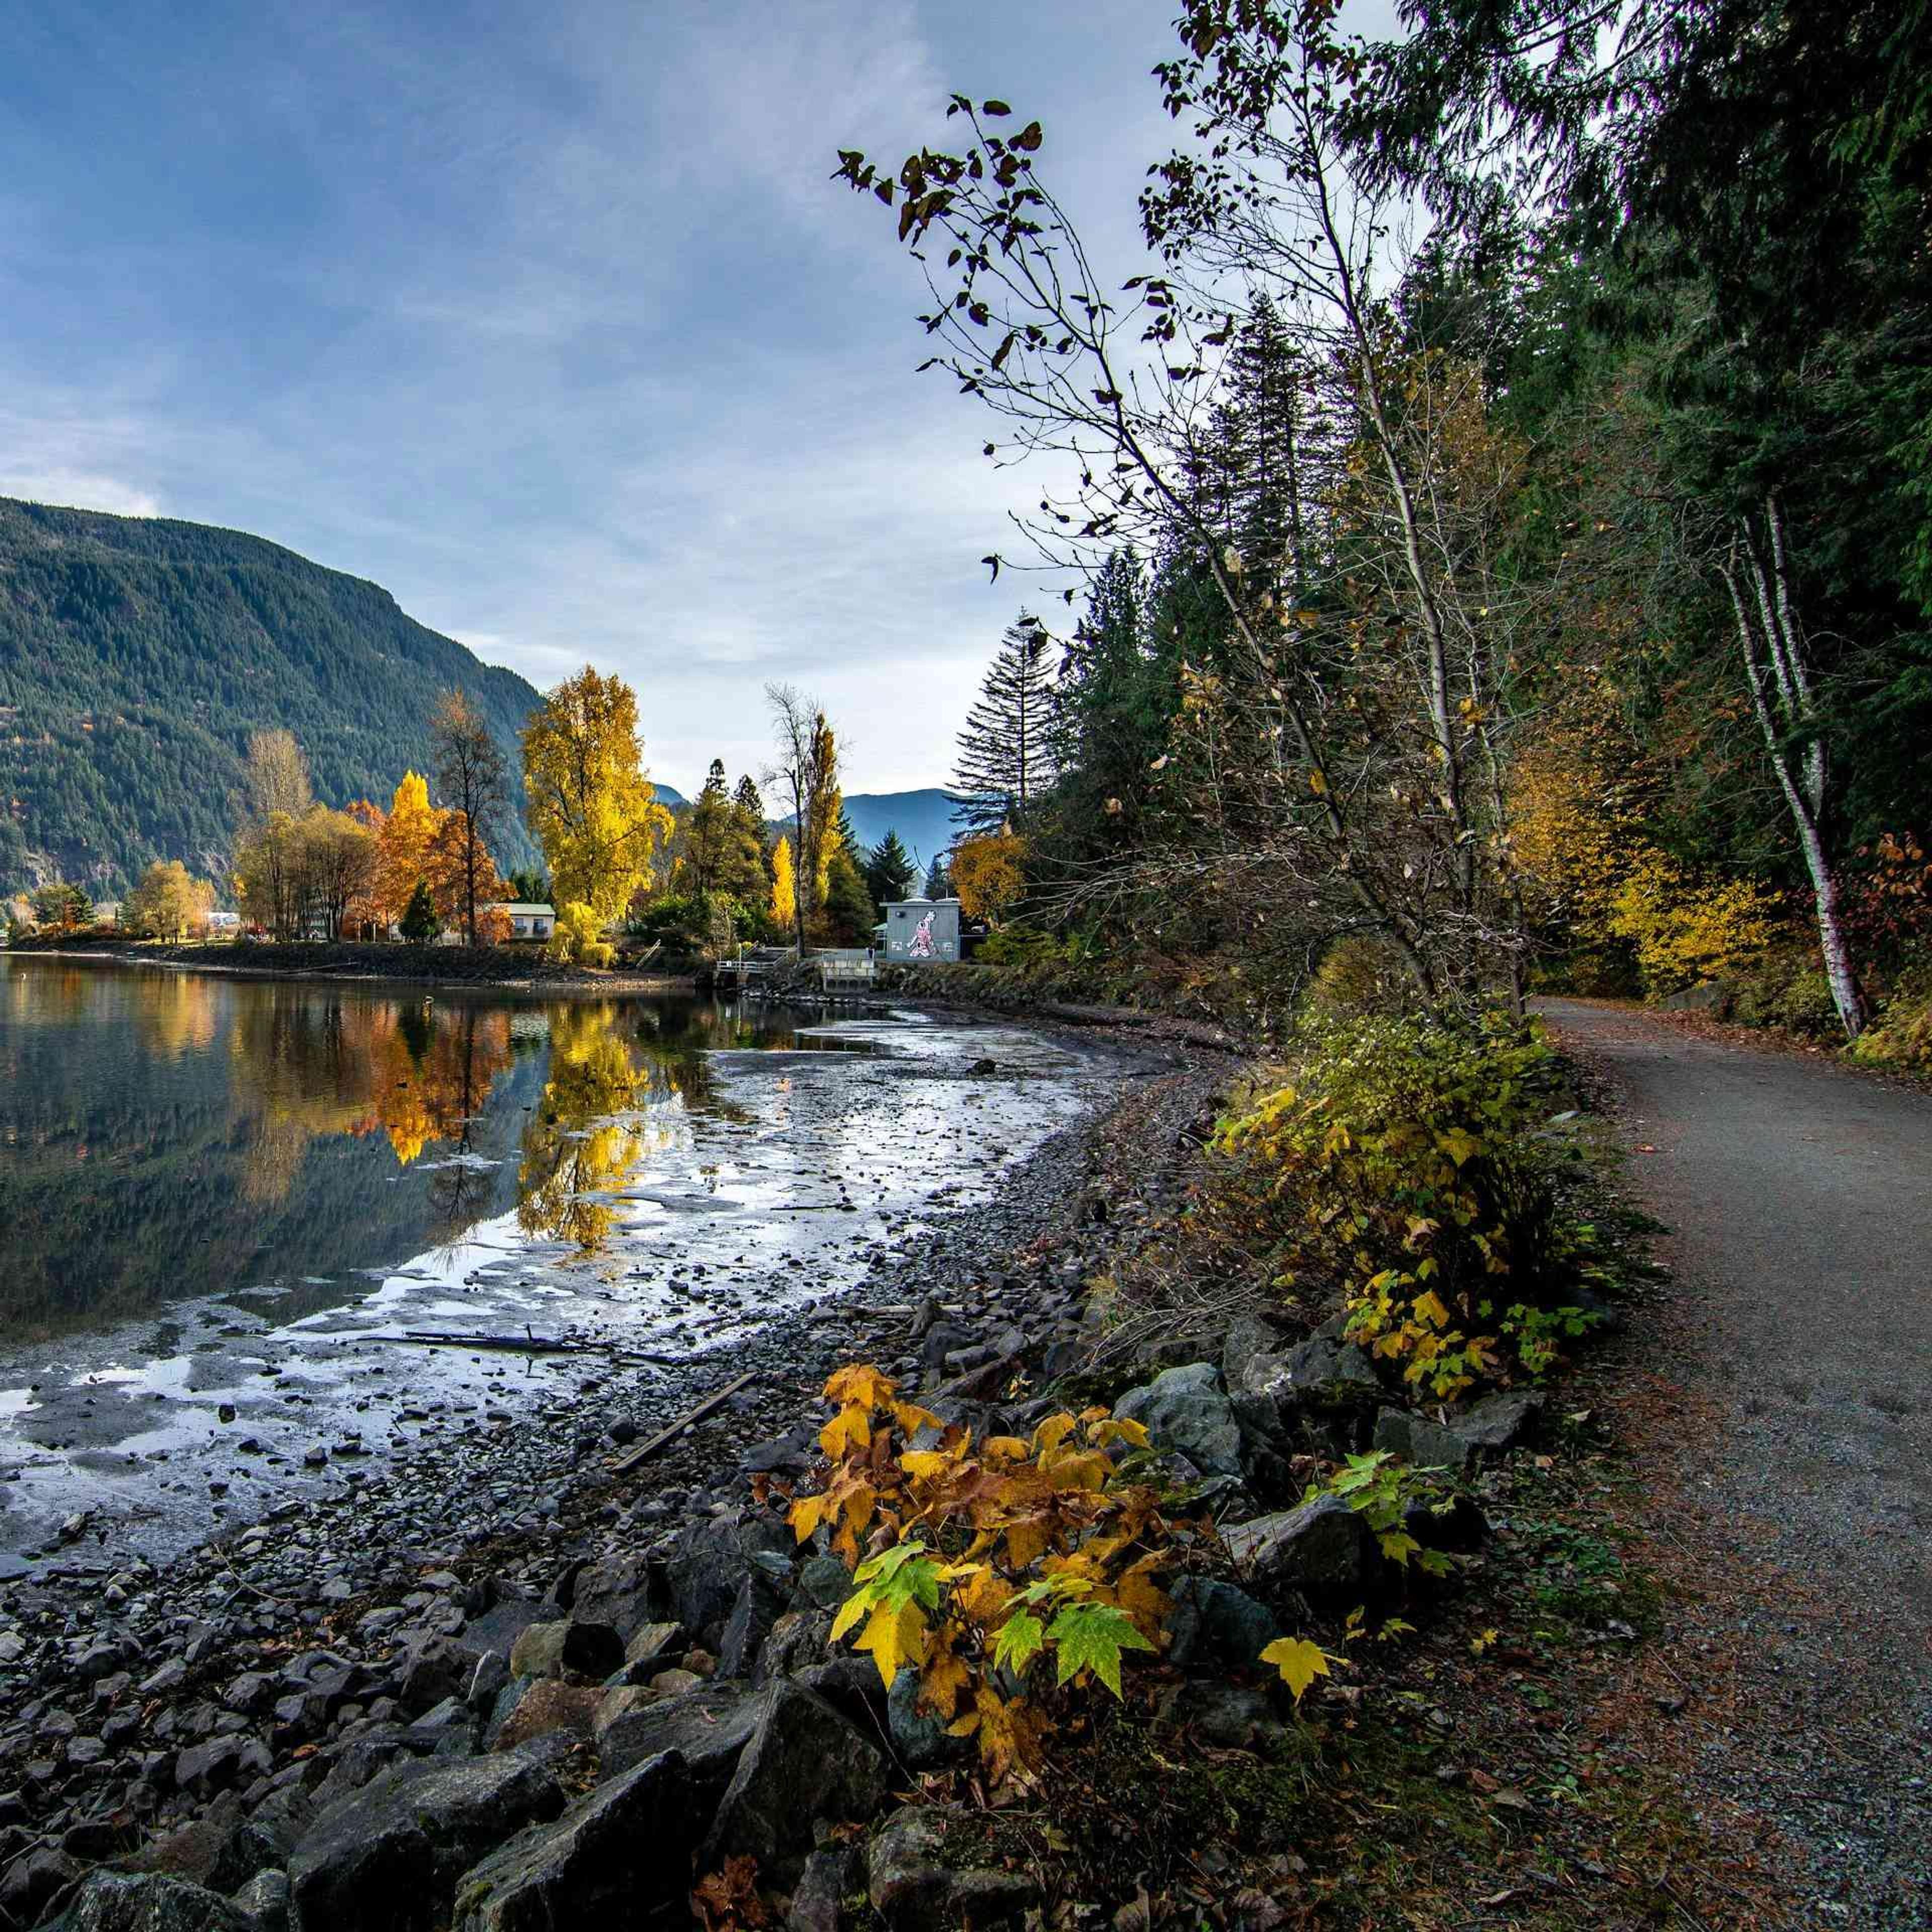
0;498;542;893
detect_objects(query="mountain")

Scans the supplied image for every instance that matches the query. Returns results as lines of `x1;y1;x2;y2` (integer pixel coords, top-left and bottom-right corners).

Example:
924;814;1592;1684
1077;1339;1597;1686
840;790;959;876
0;497;545;895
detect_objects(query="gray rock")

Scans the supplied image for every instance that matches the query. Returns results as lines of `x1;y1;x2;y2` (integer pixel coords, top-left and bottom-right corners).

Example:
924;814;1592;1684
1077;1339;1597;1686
865;1807;1038;1930
1221;1315;1283;1389
664;1513;794;1647
705;1681;886;1867
40;1872;248;1931
786;1843;863;1932
1163;1577;1277;1668
449;1750;688;1930
716;1563;790;1679
1222;1494;1377;1590
1114;1362;1243;1477
887;1667;968;1771
230;1870;290;1932
1373;1391;1544;1474
1154;1678;1285;1751
794;1555;853;1612
620;1622;682;1668
563;1555;659;1643
1240;1334;1381;1414
596;1682;761;1791
287;1745;566;1932
505;1621;623;1682
0;1846;83;1926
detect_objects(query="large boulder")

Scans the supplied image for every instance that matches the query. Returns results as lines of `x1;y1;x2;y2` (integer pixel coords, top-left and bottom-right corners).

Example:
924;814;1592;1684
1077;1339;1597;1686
564;1554;661;1644
865;1807;1039;1931
286;1745;567;1932
704;1681;886;1868
596;1683;762;1792
1222;1494;1377;1591
505;1621;624;1682
1373;1392;1544;1474
1113;1363;1243;1477
663;1514;794;1648
41;1872;249;1931
1163;1577;1278;1668
449;1751;689;1931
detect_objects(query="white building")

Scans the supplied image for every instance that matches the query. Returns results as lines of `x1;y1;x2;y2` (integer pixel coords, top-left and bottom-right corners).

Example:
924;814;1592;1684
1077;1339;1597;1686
486;902;555;939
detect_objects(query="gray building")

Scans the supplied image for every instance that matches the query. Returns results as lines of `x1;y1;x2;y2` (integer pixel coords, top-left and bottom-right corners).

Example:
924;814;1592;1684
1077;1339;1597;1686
881;896;961;963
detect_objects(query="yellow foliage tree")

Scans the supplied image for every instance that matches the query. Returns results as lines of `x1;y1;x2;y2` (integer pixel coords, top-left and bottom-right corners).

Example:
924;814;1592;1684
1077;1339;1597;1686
377;771;444;927
950;831;1027;919
769;835;796;929
1607;856;1780;992
522;666;673;921
123;859;216;939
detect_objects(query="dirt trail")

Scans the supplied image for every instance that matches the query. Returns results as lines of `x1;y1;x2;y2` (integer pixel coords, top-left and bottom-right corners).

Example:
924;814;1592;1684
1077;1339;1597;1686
1537;999;1931;1926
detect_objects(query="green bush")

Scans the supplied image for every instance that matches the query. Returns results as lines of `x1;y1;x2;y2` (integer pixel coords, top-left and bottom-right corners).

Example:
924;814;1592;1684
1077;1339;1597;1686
1852;957;1932;1070
1213;1014;1597;1397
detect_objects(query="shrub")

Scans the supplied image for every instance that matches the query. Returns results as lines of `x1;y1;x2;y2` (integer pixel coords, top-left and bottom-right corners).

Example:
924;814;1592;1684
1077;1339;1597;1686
778;1364;1185;1784
545;901;606;964
1852;957;1932;1070
1606;852;1780;992
1212;1015;1596;1397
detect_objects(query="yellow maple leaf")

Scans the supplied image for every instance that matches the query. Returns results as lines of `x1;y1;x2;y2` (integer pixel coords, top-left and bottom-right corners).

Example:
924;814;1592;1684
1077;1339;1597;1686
788;1493;827;1543
917;1643;972;1720
819;1403;871;1460
1412;1288;1452;1330
1260;1636;1335;1705
855;1598;928;1689
825;1363;896;1411
1031;1414;1078;1455
898;1450;954;1483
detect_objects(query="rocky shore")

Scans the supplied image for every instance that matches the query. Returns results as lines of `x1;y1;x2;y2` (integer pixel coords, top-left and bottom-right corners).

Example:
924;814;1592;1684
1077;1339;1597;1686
0;1017;1556;1931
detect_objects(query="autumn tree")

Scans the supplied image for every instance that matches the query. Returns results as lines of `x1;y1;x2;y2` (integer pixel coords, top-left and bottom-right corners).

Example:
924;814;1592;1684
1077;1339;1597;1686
770;835;797;930
30;881;92;930
765;685;841;952
377;772;443;930
242;729;311;821
300;809;379;939
426;811;505;936
429;688;510;945
952;615;1057;833
952;831;1028;920
522;666;674;922
122;861;216;939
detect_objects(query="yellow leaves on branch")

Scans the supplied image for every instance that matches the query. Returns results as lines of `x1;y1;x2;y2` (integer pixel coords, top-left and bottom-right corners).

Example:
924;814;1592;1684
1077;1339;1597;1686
781;1362;1186;1783
950;831;1027;919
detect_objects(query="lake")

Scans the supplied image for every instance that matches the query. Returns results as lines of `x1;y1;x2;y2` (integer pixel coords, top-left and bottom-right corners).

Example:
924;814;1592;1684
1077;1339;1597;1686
0;955;1105;1563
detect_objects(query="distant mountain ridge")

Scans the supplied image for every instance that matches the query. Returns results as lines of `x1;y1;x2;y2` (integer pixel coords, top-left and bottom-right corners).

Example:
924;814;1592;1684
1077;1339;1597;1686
839;790;958;875
0;498;543;894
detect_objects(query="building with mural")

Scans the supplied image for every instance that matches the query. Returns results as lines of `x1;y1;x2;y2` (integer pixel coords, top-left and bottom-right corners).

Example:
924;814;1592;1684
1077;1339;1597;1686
880;896;961;963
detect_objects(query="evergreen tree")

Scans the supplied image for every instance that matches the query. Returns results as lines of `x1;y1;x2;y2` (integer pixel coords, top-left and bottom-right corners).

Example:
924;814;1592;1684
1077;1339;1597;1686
400;879;440;943
686;760;735;898
824;846;878;943
864;830;916;906
924;853;953;899
951;615;1058;834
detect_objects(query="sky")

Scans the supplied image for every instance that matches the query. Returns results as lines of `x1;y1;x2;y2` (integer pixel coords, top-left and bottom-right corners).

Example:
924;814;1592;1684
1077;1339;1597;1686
0;1;1204;796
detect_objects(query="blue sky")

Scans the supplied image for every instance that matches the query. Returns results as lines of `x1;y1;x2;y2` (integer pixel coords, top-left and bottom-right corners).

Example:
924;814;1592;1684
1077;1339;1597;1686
0;1;1195;795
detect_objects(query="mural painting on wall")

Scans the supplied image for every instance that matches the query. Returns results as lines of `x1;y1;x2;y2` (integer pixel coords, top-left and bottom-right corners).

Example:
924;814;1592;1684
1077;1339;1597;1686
909;912;936;959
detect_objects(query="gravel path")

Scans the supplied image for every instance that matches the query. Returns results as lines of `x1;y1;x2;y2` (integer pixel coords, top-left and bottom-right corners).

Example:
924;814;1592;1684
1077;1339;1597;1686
1537;999;1932;1927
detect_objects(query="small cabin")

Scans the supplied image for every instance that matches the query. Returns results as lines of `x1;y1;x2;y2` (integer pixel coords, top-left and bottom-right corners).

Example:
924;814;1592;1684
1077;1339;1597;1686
881;896;961;963
486;902;555;940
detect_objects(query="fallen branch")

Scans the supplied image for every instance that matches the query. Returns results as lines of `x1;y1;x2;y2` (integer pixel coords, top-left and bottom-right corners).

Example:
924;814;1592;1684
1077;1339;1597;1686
382;1330;689;1367
610;1371;758;1473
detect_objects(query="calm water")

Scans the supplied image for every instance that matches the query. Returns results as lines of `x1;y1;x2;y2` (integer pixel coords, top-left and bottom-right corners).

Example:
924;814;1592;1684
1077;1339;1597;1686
0;957;869;1340
0;955;1102;1563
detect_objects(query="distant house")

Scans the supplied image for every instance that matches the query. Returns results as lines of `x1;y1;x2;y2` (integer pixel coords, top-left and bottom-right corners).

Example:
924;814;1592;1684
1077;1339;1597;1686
486;901;555;940
881;896;961;963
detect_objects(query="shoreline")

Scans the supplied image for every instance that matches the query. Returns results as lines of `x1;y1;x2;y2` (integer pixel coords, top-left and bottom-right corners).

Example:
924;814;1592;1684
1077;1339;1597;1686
1;940;697;998
0;1016;1203;1925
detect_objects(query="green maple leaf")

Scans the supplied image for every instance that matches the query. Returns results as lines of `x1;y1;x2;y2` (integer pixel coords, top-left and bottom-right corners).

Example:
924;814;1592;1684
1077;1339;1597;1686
1046;1601;1155;1698
991;1609;1046;1679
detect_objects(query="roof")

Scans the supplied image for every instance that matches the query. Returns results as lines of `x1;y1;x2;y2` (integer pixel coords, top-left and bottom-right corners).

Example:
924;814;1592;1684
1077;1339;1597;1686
485;902;555;916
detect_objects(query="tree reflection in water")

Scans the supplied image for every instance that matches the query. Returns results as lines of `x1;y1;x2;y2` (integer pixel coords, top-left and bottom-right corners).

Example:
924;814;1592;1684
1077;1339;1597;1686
516;1001;703;1253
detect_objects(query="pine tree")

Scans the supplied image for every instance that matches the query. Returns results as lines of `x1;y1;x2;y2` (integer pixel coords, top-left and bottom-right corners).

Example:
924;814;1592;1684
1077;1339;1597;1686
951;615;1057;835
924;853;953;899
686;760;735;898
864;830;915;906
400;879;441;943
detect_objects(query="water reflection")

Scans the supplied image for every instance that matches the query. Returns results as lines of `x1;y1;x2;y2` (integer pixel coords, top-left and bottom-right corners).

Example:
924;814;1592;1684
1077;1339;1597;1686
0;958;857;1337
